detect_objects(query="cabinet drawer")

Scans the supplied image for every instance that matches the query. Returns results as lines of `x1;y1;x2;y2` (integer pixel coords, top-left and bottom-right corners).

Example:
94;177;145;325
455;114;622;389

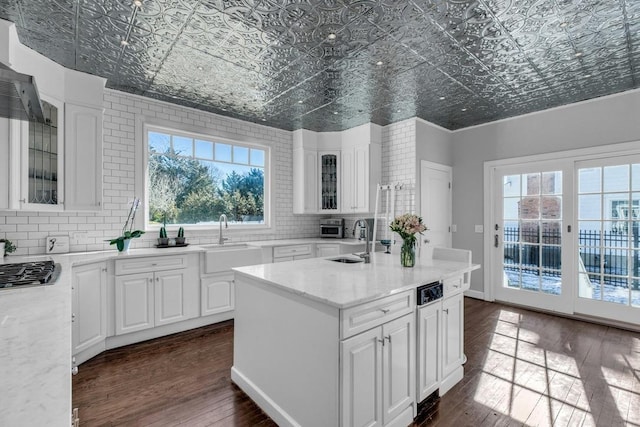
273;244;312;258
340;290;414;339
115;255;188;276
443;275;463;296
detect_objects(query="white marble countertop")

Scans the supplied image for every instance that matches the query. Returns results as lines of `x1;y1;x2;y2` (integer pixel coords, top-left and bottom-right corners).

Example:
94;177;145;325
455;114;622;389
0;254;74;426
234;251;479;309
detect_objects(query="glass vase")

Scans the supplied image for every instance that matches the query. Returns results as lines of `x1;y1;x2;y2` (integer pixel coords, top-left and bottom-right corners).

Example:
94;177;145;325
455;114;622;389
400;239;415;267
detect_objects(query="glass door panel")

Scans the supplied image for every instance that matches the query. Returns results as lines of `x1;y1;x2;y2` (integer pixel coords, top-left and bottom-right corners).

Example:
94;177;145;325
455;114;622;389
577;164;639;307
501;172;563;293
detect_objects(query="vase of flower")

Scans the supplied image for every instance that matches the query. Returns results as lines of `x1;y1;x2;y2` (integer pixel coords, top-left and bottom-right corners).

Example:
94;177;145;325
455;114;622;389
400;238;416;267
390;213;427;268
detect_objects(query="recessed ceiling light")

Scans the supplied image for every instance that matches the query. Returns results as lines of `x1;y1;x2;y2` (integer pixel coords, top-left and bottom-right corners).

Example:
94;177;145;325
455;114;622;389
560;22;568;28
439;96;445;100
133;0;143;7
298;100;303;104
197;66;204;71
585;74;591;78
327;33;337;40
120;39;129;47
376;61;383;66
333;111;338;115
396;109;401;113
221;108;227;111
461;108;467;112
261;118;266;122
575;52;583;57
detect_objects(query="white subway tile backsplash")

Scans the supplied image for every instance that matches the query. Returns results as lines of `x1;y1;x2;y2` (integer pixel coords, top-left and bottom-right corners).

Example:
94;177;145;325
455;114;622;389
1;89;422;254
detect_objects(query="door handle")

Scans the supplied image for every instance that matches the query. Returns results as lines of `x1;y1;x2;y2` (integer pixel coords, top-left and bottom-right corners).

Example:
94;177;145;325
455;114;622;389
494;234;499;248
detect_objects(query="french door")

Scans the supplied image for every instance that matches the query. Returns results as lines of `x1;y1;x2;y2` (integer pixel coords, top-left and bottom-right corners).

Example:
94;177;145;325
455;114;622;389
492;161;574;314
490;154;640;324
574;156;640;323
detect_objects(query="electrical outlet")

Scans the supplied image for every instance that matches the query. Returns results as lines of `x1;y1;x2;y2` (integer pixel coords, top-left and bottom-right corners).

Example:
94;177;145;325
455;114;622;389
451;224;457;232
70;231;88;244
474;225;484;233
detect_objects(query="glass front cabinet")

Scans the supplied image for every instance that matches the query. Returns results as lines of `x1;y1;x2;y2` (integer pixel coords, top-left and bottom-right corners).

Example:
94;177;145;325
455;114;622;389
319;152;340;212
26;99;62;207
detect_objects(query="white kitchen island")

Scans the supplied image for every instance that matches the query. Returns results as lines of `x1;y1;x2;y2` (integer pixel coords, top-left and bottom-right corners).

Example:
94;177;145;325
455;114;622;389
232;248;478;427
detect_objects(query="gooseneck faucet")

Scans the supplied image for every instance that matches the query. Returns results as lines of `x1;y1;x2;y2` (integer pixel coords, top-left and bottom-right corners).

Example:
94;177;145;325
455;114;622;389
352;219;371;263
219;214;228;245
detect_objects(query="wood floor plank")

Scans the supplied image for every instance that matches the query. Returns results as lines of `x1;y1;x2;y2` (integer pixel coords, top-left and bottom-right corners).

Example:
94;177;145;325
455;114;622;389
73;298;640;427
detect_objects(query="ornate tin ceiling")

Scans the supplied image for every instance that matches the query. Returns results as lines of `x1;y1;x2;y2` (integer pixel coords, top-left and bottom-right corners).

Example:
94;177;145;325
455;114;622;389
0;0;639;131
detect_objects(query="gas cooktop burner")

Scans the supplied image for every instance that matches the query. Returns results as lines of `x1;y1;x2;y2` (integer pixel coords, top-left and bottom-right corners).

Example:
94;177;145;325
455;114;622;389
0;260;60;289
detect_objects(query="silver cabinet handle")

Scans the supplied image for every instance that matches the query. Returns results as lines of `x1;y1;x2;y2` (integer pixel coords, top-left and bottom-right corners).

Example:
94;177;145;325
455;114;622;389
71;313;76;321
156;277;159;282
380;308;390;314
377;338;384;346
443;308;449;314
494;234;499;248
384;335;391;343
101;267;107;272
72;366;79;375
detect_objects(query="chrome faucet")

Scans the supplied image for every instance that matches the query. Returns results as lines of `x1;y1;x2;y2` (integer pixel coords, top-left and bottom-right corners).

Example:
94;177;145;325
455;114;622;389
219;214;228;245
352;219;371;263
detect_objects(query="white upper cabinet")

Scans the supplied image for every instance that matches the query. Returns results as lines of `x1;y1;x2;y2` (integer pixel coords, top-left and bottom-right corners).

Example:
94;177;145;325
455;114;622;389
65;103;103;211
0;97;65;211
293;124;381;214
0;27;105;212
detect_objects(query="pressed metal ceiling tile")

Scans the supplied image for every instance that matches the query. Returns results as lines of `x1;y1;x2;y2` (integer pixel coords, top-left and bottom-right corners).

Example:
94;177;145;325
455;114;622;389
1;0;640;130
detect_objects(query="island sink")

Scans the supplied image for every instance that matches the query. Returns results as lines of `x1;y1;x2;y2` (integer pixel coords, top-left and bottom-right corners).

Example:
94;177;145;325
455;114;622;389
329;257;363;264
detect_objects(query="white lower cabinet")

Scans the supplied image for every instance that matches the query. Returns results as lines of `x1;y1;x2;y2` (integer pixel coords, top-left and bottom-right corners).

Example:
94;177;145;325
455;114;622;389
114;272;155;334
201;272;234;316
72;261;107;356
317;243;341;257
442;292;464;380
416;302;440;402
114;255;198;336
341;312;415;427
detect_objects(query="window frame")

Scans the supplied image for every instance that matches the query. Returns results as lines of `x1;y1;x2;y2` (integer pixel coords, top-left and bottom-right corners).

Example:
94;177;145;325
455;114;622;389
141;122;271;233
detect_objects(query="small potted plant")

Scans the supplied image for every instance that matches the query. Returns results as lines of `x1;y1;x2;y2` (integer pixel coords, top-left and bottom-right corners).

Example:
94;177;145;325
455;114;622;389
0;238;16;256
109;198;145;252
175;227;186;245
158;226;168;246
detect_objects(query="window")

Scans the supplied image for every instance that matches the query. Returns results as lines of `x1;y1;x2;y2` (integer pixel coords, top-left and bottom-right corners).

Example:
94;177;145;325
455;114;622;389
145;127;268;228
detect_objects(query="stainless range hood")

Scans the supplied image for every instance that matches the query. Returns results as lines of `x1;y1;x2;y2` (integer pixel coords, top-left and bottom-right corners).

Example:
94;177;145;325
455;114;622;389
0;62;45;123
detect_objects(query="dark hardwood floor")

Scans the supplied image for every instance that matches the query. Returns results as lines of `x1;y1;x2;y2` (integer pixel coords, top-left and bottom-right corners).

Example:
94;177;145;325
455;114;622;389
73;299;640;426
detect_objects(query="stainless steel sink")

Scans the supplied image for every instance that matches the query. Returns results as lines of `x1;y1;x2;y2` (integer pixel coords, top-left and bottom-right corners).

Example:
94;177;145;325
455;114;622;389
329;257;363;264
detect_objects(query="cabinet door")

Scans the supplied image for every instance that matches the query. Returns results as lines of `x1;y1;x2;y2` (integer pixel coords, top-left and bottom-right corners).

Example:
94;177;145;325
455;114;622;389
341;327;383;427
317;244;341;257
115;273;154;335
442;293;464;378
352;144;370;213
341;147;355;213
293;148;318;214
154;270;187;326
65;103;103;211
382;313;415;425
201;272;234;316
417;303;441;402
72;262;107;354
319;152;340;212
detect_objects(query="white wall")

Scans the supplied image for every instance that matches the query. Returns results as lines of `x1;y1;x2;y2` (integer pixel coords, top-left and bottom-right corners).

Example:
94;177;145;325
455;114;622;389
452;88;640;295
0;89;321;255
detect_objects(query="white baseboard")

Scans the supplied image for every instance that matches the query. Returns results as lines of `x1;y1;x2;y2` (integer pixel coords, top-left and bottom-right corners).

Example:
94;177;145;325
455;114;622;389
106;311;233;350
464;289;485;300
231;366;300;427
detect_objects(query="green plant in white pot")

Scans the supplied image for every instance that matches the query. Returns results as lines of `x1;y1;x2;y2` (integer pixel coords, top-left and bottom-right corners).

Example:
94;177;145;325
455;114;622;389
108;198;145;252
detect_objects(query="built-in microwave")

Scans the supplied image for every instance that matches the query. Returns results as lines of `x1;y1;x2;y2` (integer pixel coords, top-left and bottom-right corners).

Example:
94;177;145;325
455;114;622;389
320;218;344;238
